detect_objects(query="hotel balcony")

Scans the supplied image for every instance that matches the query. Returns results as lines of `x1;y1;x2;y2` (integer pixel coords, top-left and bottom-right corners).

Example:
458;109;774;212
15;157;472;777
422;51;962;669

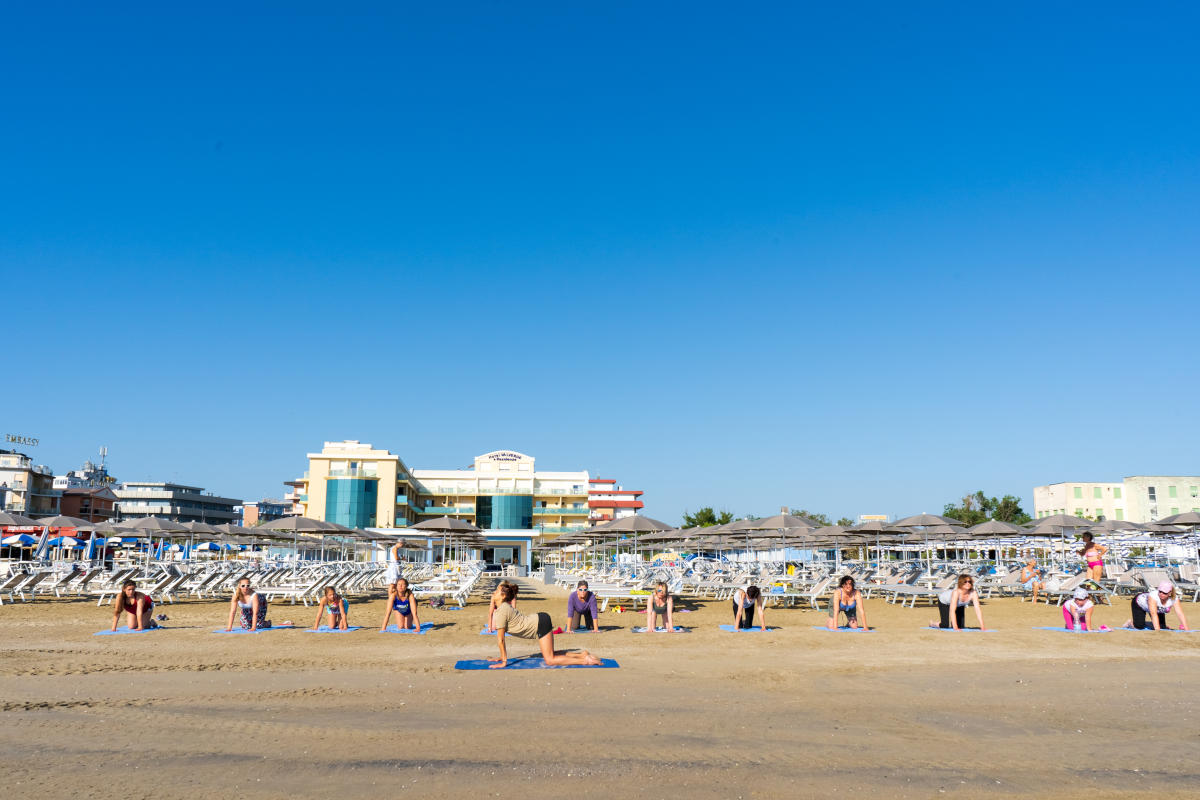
417;505;475;515
533;506;589;516
535;487;589;496
395;495;409;505
328;468;378;478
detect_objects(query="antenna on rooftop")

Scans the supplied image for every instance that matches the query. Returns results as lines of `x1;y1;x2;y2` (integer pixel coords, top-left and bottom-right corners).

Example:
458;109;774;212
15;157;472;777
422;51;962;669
99;446;108;467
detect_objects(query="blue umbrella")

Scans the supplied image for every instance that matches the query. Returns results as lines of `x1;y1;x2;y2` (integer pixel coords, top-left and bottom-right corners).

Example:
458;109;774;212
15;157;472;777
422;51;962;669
48;536;84;547
2;533;37;546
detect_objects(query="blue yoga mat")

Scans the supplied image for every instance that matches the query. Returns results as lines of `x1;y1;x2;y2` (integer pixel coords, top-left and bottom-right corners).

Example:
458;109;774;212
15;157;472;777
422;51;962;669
923;626;994;632
305;626;362;633
455;657;620;670
718;625;774;632
480;628;514;636
813;626;876;633
380;623;434;634
1113;627;1198;633
560;628;602;634
1032;626;1110;633
212;625;294;634
631;626;688;633
95;626;160;636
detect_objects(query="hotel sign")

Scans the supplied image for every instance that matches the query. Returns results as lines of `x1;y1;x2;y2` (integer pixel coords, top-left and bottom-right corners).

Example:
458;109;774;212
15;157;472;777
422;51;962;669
5;434;39;446
859;514;888;521
483;451;526;462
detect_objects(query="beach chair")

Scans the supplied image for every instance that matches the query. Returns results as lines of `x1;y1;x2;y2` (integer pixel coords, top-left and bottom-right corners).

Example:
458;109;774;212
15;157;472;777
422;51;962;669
0;569;32;605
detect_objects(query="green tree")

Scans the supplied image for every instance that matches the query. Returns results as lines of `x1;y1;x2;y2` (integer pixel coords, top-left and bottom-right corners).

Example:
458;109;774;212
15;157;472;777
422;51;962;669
682;507;734;528
789;508;832;526
944;491;1031;526
836;517;855;527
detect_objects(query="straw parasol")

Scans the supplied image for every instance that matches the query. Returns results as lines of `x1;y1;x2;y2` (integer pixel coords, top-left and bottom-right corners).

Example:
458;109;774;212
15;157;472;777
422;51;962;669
0;511;41;527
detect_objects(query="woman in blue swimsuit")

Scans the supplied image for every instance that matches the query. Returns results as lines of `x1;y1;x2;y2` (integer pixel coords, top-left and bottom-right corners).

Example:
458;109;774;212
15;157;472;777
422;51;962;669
826;575;868;630
380;577;420;631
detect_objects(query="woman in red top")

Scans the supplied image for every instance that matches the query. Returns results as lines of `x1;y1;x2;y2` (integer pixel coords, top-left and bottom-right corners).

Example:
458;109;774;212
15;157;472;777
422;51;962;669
111;580;156;632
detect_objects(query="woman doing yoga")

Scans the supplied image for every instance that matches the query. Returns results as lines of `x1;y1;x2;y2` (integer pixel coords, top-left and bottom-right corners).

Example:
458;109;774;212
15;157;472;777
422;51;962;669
645;581;676;632
932;574;985;631
732;585;766;630
111;580;156;632
1062;588;1096;631
380;577;420;631
226;578;273;631
826;575;867;630
1124;581;1190;631
1078;533;1108;581
489;581;601;668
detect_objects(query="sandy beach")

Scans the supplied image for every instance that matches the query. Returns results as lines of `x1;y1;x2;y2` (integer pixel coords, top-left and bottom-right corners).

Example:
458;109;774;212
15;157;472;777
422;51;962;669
1;580;1197;799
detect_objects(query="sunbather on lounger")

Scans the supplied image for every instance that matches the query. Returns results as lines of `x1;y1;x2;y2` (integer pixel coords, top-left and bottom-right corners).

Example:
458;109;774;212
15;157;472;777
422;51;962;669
732;585;766;630
1123;582;1189;631
931;575;985;630
313;586;349;630
381;578;420;631
1019;559;1046;603
1063;588;1096;630
645;581;676;632
826;575;867;630
566;581;600;633
111;580;156;632
489;581;601;668
226;578;273;631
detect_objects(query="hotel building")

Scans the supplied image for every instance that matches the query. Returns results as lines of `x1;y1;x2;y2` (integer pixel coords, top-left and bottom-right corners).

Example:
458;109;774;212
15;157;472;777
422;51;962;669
1033;475;1200;523
115;481;242;524
290;441;646;567
0;449;62;517
588;478;644;524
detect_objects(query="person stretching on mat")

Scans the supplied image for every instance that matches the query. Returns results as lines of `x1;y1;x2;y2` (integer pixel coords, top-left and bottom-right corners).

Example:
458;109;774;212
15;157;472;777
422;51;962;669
380;577;420;631
489;581;601;668
732;585;766;630
566;580;600;633
312;586;349;630
226;578;274;631
111;580;156;632
1019;559;1046;604
1078;533;1108;581
1123;581;1189;631
1062;587;1097;631
932;574;985;631
644;581;676;632
826;575;867;630
485;586;516;633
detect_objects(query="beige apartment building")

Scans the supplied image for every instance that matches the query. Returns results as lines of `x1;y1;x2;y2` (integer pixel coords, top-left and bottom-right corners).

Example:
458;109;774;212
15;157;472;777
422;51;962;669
1033;476;1200;523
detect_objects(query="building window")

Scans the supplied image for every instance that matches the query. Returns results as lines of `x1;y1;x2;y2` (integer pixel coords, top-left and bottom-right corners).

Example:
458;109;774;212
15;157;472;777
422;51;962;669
1191;486;1198;497
1168;486;1177;498
1170;507;1179;515
1073;487;1083;499
1148;487;1156;501
1115;509;1124;520
1093;487;1102;499
1113;488;1122;500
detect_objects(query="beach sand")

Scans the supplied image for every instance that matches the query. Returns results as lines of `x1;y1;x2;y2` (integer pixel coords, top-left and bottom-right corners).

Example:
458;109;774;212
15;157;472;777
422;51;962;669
1;579;1197;799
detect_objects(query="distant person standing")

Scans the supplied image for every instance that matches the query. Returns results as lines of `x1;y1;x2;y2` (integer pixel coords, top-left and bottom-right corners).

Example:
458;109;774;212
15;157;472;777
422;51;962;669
566;581;600;633
1078;533;1108;581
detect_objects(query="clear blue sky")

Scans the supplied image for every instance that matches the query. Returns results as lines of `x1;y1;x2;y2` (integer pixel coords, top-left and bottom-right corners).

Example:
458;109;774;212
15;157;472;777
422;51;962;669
3;3;1198;524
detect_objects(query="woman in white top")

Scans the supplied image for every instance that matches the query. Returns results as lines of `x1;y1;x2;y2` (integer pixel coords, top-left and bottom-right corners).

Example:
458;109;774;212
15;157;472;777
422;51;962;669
225;578;272;631
1062;587;1096;631
731;585;766;630
932;574;985;630
1124;581;1190;631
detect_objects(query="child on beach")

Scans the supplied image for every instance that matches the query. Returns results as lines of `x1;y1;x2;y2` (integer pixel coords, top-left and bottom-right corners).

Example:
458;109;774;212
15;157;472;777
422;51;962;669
488;581;601;668
111;580;157;632
1062;587;1097;631
312;586;349;630
380;577;420;631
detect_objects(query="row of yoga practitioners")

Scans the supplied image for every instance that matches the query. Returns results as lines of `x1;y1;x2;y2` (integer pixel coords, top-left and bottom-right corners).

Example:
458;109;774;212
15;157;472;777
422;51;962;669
110;573;1190;637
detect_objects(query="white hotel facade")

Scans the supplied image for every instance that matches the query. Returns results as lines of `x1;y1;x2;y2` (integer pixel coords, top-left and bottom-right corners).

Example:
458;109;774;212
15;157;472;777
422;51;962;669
1033;475;1200;523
